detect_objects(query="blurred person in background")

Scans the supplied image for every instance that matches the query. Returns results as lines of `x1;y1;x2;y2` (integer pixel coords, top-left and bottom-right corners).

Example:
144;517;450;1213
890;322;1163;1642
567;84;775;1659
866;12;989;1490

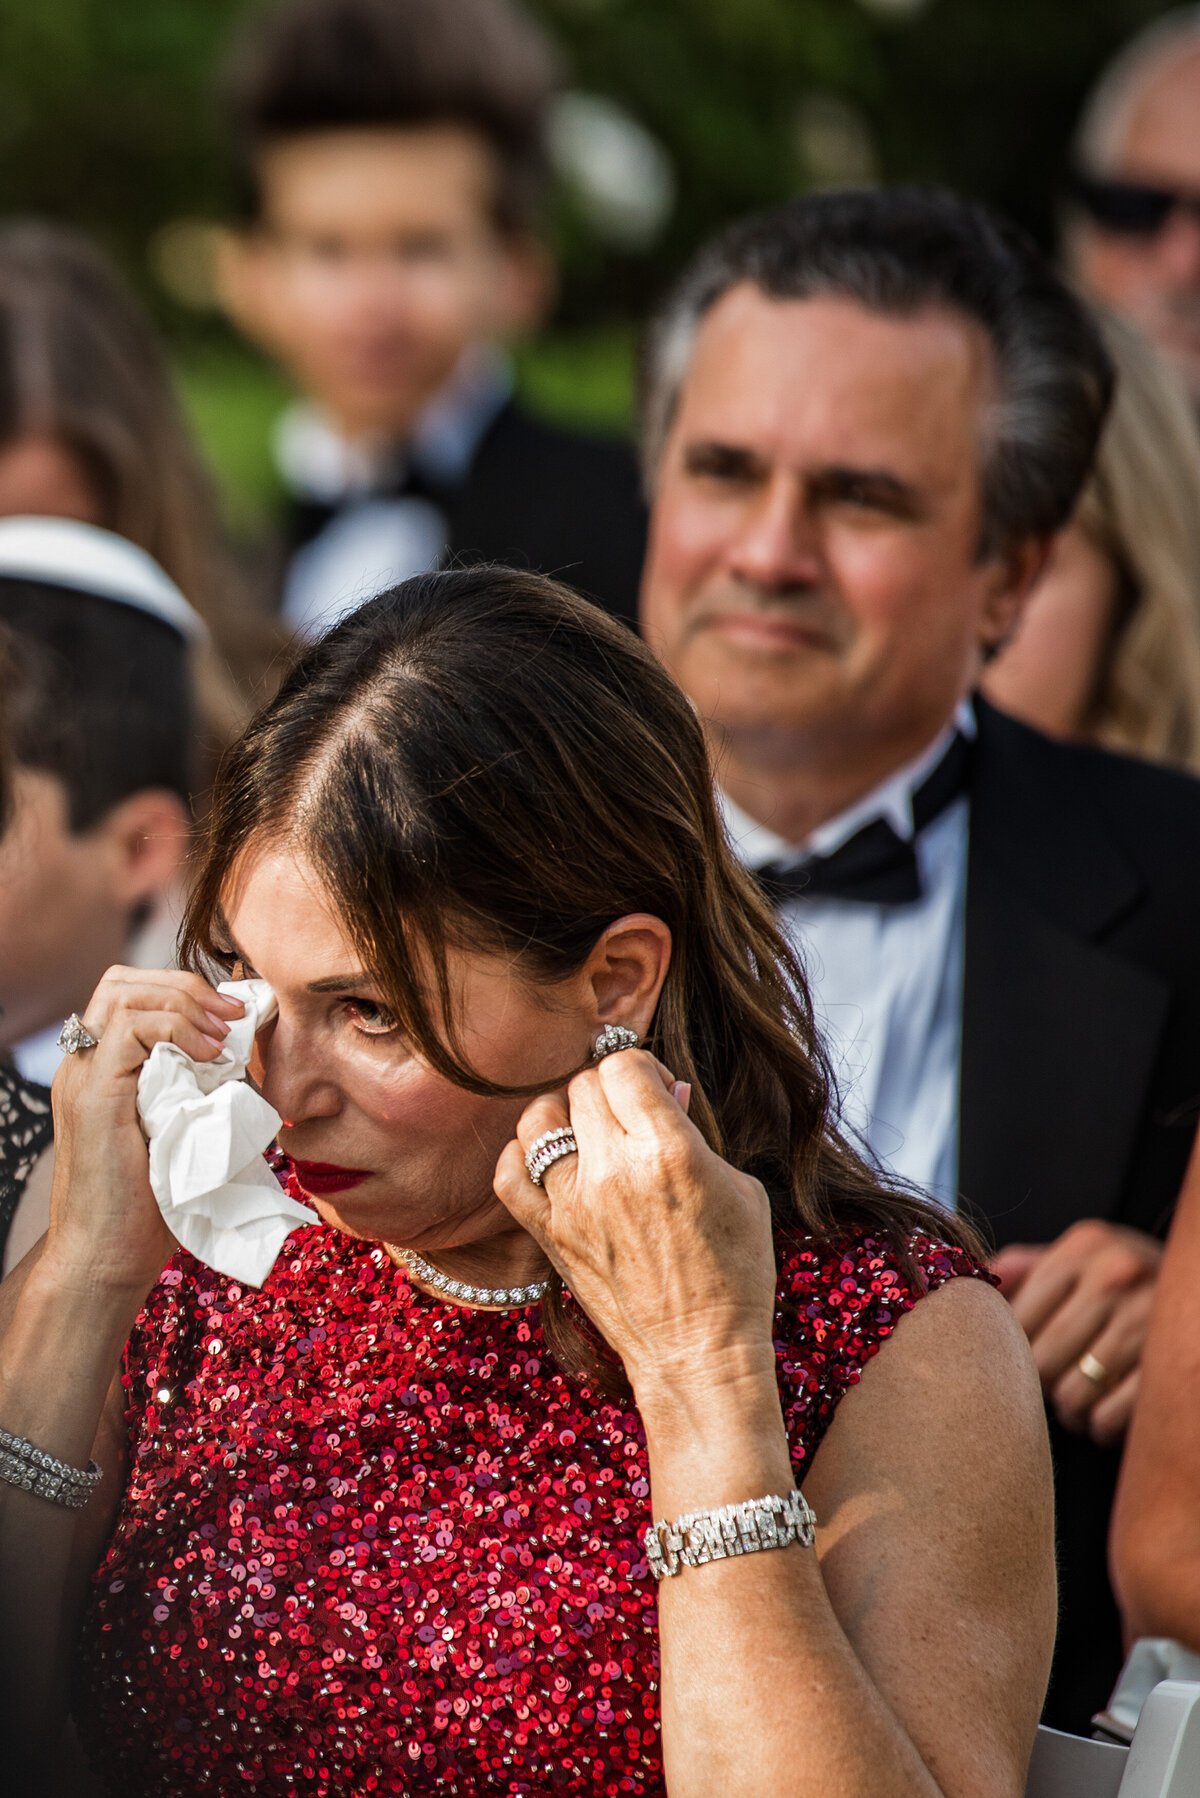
1113;1125;1200;1653
1067;7;1200;410
982;308;1200;771
0;521;203;1229
217;0;646;637
638;186;1200;1732
0;623;54;1293
0;220;259;722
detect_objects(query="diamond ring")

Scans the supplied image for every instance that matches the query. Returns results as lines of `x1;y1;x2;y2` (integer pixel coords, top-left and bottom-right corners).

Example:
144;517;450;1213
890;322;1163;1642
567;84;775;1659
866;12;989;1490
1077;1350;1110;1389
56;1013;100;1055
524;1127;578;1187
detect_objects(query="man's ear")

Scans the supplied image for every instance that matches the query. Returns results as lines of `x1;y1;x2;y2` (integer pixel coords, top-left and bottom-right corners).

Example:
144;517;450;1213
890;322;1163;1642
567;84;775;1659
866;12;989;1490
94;790;191;912
492;234;557;337
978;534;1054;656
213;227;281;354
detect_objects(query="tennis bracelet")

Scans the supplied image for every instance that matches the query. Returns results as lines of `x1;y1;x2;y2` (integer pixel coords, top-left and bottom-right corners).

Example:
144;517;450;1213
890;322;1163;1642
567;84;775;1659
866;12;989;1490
644;1488;816;1580
0;1423;102;1509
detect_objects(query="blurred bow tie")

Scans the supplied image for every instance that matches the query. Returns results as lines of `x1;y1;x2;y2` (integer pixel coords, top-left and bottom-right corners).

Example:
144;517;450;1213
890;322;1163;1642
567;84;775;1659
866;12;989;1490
287;461;456;553
753;731;972;907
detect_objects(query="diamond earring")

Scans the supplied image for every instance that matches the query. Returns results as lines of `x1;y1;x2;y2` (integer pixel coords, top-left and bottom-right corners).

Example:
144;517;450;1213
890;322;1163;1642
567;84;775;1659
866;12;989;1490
593;1023;639;1060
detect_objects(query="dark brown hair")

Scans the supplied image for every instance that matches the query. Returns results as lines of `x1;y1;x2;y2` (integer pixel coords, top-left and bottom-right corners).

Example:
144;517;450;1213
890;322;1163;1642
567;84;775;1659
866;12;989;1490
0;581;195;830
184;567;978;1378
223;0;559;235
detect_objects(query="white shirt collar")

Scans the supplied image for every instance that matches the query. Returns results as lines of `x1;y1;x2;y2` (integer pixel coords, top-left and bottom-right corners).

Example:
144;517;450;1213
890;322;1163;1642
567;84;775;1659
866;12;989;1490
720;698;976;870
274;347;513;504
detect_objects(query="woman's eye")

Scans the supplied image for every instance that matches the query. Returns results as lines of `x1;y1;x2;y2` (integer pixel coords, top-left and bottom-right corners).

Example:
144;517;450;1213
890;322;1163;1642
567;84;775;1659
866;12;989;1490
344;997;399;1038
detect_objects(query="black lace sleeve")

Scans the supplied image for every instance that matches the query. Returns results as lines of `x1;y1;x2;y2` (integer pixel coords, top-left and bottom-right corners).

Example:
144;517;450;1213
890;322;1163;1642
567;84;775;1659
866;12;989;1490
0;1066;54;1261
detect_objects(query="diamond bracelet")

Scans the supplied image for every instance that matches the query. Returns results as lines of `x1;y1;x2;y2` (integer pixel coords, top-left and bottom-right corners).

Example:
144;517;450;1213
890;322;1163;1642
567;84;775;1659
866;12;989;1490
0;1423;102;1509
643;1488;816;1581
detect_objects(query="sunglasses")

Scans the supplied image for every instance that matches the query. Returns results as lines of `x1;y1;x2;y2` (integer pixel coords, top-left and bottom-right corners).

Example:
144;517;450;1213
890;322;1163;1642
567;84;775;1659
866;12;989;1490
1070;172;1200;237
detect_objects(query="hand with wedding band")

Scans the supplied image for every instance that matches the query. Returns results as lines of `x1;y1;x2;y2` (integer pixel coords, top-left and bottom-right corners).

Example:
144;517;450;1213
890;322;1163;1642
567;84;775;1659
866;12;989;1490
43;966;247;1304
990;1218;1163;1447
495;1048;777;1403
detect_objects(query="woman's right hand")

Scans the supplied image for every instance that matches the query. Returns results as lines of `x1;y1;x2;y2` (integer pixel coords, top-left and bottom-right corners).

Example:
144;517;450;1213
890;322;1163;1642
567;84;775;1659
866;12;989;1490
43;967;246;1301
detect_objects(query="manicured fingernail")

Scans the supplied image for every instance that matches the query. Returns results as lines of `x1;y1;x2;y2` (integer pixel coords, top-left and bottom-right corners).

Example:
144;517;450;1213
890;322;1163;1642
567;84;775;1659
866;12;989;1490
672;1081;691;1112
205;1013;231;1035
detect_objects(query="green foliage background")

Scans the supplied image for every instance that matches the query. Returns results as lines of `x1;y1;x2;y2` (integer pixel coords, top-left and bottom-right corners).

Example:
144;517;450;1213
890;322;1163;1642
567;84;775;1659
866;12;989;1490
0;0;1183;523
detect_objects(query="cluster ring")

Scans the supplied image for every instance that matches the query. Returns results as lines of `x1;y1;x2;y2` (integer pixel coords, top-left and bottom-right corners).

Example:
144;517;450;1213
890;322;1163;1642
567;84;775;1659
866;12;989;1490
524;1127;579;1187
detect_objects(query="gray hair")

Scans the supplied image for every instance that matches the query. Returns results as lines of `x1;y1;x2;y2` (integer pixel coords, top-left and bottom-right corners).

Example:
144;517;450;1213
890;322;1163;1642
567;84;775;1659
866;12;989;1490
639;187;1114;560
1076;7;1200;174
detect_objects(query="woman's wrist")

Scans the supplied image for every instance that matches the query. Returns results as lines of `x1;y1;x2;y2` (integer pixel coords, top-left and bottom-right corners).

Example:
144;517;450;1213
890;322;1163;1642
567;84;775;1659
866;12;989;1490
629;1335;778;1436
0;1248;136;1472
634;1351;797;1520
23;1238;152;1334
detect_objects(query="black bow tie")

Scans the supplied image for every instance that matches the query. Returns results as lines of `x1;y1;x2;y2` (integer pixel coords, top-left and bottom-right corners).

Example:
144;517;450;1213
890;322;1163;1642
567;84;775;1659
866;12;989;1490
287;462;456;555
752;731;972;907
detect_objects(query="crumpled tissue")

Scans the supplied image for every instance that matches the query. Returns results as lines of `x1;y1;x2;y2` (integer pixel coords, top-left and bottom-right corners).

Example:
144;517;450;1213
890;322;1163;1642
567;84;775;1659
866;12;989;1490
137;977;312;1286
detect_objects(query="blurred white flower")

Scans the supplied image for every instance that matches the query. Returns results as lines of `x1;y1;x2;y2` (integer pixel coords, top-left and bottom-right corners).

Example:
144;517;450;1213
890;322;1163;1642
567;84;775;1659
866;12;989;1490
548;91;676;249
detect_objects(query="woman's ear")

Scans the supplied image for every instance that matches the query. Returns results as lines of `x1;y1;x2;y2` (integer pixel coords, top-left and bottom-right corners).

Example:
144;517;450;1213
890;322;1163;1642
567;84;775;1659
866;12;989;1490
583;914;672;1042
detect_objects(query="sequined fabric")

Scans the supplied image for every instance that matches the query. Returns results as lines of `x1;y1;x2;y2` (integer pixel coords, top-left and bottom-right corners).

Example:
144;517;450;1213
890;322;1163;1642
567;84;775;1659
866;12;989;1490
77;1222;987;1795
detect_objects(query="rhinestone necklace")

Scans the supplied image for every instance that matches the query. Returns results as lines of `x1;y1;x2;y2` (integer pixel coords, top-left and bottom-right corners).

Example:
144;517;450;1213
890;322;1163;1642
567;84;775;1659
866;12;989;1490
388;1246;550;1310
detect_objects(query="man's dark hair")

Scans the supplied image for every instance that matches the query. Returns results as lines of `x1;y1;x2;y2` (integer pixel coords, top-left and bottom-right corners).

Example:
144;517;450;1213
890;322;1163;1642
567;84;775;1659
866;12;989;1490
640;186;1115;560
0;581;195;832
223;0;559;234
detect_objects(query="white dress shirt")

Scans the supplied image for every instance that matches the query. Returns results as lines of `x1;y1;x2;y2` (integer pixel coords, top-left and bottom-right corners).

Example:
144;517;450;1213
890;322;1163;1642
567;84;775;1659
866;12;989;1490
278;348;513;640
722;704;974;1210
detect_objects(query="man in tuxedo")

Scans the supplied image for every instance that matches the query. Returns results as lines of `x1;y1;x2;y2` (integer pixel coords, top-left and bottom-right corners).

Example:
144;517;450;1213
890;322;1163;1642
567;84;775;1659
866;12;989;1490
639;186;1200;1732
217;0;645;635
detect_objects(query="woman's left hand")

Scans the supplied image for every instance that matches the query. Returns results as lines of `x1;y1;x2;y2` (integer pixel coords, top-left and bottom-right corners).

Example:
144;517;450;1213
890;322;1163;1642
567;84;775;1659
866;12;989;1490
493;1050;777;1403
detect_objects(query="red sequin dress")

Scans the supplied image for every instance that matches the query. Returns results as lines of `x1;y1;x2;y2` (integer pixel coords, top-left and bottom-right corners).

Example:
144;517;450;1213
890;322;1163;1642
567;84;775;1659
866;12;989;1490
76;1221;985;1796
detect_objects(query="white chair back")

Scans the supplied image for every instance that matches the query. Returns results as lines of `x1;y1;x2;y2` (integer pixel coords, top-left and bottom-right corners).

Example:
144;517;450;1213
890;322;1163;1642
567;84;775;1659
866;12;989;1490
1025;1725;1126;1798
1119;1680;1200;1796
1025;1681;1200;1798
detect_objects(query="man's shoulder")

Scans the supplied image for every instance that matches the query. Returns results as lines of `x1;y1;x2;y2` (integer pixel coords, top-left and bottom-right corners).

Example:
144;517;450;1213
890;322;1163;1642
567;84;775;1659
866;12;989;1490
472;399;642;483
452;400;646;624
975;699;1200;836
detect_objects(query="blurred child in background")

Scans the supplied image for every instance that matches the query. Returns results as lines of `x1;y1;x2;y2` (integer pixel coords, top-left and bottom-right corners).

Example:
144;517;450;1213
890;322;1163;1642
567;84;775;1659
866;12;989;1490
218;0;646;636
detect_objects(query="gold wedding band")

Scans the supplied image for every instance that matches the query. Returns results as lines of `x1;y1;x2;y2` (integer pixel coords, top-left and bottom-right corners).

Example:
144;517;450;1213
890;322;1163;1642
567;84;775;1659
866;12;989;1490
1077;1350;1110;1389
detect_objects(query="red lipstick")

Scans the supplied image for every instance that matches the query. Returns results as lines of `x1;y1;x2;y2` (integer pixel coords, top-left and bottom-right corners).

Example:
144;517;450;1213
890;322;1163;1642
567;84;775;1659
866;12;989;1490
289;1159;372;1196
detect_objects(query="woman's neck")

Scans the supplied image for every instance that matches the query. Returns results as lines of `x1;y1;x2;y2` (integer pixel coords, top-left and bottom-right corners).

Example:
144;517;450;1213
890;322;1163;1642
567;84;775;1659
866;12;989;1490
385;1223;552;1300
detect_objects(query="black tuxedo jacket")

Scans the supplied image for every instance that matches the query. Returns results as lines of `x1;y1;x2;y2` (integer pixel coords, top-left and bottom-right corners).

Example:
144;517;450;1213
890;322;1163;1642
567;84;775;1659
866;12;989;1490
285;400;647;629
958;700;1200;1731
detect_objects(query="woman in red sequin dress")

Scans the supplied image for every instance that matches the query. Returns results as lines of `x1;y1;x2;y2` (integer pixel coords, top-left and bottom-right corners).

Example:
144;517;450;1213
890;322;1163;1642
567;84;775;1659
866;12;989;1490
0;571;1053;1797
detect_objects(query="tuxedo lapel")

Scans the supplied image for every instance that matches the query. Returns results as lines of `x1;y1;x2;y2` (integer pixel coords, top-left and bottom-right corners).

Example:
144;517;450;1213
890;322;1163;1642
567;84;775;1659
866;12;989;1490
958;703;1170;1246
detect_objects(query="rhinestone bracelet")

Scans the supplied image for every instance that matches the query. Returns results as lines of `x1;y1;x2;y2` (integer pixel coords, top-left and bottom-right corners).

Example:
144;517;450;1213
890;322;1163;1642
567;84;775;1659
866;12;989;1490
0;1423;102;1509
643;1488;816;1581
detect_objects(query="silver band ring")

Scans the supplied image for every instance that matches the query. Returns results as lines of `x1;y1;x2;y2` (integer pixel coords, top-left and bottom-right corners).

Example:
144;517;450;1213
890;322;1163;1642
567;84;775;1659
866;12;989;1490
1077;1350;1110;1389
525;1127;578;1186
56;1013;100;1055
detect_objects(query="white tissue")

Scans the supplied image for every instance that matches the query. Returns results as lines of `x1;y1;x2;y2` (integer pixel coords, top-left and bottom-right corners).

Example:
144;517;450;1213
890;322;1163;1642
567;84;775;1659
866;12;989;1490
136;978;312;1287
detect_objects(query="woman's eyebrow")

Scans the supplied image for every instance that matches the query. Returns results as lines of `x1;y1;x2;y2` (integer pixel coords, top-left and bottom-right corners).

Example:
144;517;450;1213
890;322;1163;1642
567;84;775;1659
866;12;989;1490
306;972;375;993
